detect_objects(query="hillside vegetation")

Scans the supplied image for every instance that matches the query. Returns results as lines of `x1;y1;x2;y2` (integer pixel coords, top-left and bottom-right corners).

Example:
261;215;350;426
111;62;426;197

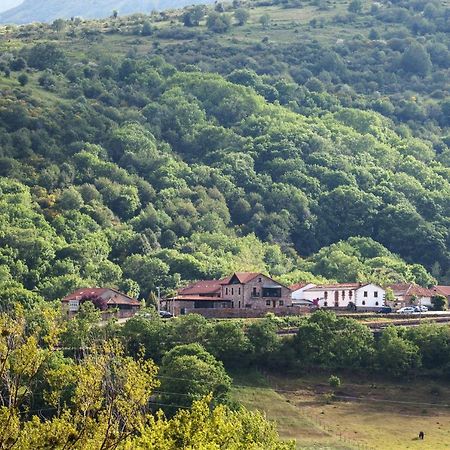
0;0;449;305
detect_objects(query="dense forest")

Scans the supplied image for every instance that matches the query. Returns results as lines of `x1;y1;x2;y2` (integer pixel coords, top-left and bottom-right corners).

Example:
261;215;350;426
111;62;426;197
0;0;449;307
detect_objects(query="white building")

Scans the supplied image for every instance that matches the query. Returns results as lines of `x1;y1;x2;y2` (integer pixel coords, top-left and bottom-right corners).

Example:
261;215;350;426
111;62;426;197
290;283;316;306
301;283;386;310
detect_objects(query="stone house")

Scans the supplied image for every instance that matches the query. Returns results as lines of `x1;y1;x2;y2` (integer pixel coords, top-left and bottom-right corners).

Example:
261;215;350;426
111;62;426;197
162;272;292;315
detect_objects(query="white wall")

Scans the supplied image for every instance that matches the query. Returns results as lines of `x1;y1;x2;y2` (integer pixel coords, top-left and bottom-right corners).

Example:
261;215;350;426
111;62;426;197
291;283;316;300
355;284;385;308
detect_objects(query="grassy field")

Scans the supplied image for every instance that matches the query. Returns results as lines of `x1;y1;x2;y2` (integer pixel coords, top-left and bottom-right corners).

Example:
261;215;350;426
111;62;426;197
232;371;450;449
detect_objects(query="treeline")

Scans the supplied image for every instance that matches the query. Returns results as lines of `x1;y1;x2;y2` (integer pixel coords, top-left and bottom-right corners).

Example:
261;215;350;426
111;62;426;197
120;310;450;380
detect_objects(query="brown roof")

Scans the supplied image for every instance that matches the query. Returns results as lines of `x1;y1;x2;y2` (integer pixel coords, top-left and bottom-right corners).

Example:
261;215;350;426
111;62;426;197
290;283;311;291
220;272;261;285
434;286;450;296
62;287;140;305
170;295;232;302
178;280;222;296
389;283;435;297
106;297;141;306
306;283;369;291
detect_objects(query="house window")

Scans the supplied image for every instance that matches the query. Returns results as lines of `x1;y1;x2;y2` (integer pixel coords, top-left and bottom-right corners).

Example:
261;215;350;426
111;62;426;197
252;287;258;297
279;300;284;306
238;287;241;295
258;277;262;282
342;290;345;298
375;301;379;306
374;291;378;298
231;288;234;295
324;301;328;307
364;291;368;297
362;300;366;305
349;290;353;298
225;288;228;295
324;291;328;299
266;300;271;306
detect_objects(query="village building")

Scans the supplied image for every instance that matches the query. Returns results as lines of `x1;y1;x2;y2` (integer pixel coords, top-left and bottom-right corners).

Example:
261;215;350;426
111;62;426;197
62;287;141;318
290;283;316;306
388;283;436;308
162;272;292;315
300;283;386;311
433;285;450;304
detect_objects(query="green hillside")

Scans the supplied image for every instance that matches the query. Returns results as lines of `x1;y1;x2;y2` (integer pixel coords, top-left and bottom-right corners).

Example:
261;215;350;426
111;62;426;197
0;0;449;305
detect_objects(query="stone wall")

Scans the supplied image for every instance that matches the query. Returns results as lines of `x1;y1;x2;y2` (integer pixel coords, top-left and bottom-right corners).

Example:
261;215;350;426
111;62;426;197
183;306;311;318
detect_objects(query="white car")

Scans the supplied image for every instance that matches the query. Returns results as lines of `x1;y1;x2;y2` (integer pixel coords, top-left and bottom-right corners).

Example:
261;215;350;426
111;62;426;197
414;305;428;312
397;306;416;314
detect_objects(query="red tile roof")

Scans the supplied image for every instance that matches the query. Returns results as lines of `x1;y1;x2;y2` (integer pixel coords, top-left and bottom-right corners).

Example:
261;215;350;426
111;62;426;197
62;287;140;306
220;272;261;285
306;283;369;291
290;283;311;291
178;280;222;296
434;286;450;296
389;283;435;297
171;295;232;302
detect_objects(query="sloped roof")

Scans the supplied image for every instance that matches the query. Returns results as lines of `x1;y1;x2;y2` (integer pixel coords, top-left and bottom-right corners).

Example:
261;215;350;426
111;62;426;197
290;283;314;291
62;287;139;305
178;280;222;296
435;285;450;296
389;283;435;297
220;272;261;285
305;283;369;291
63;287;110;301
170;295;232;302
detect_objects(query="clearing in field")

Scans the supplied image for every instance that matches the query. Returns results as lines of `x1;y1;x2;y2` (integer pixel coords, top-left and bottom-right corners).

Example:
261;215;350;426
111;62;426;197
232;371;450;450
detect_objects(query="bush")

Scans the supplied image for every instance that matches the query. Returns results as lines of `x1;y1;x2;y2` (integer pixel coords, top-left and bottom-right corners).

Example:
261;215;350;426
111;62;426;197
18;73;29;86
431;295;447;311
328;375;341;389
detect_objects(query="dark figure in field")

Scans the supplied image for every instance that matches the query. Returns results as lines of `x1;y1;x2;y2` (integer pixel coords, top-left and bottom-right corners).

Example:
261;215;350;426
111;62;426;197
418;431;424;440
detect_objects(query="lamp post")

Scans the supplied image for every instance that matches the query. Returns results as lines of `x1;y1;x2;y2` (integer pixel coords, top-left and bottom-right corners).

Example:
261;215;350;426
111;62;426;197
156;286;161;313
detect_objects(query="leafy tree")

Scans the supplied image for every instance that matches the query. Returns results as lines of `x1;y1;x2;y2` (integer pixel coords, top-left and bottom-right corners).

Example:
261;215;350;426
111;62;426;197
17;73;28;86
206;320;251;367
183;5;206;26
259;14;270;28
206;12;232;33
431;294;448;311
348;0;363;14
234;8;250;26
377;327;421;377
26;43;67;71
159;343;232;409
141;20;153;36
401;43;432;76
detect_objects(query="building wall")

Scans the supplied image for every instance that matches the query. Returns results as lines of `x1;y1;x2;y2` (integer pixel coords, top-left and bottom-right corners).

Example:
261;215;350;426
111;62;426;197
302;288;356;308
291;283;316;300
184;306;309;318
355;284;386;308
221;275;292;308
303;284;385;309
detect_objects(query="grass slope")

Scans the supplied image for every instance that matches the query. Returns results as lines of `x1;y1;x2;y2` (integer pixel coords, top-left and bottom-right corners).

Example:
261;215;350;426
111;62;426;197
232;371;450;449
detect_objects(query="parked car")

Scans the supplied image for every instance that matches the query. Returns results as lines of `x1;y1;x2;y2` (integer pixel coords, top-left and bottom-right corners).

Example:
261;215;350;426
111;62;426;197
397;306;416;314
377;306;393;314
159;310;173;318
414;305;428;312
